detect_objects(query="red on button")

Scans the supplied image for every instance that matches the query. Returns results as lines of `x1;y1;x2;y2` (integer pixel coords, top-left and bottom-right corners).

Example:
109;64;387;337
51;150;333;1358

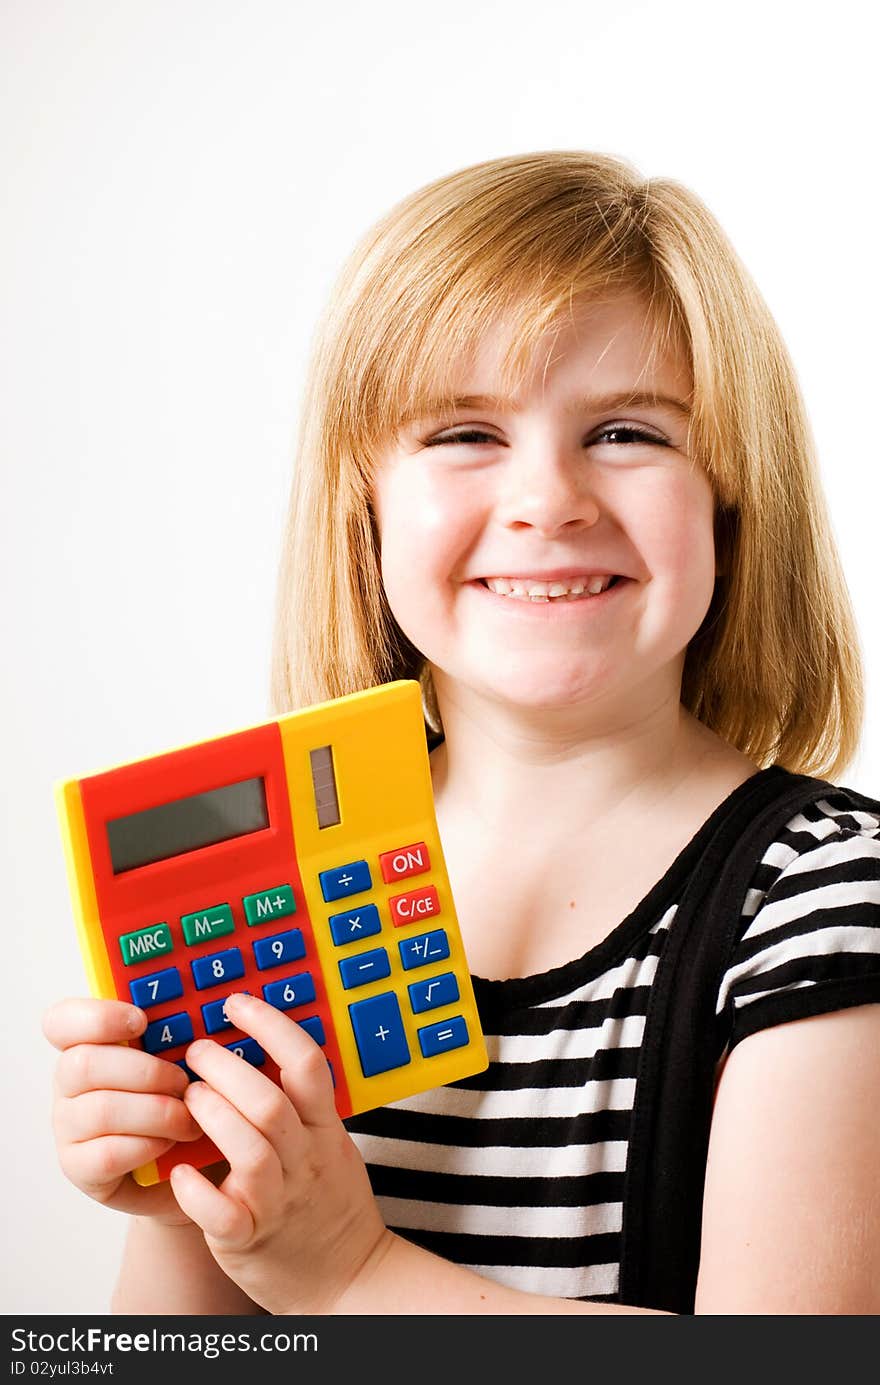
379;841;431;884
389;884;440;927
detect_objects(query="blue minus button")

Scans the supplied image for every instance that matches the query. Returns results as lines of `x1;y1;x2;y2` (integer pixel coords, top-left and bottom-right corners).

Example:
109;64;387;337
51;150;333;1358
418;1015;469;1058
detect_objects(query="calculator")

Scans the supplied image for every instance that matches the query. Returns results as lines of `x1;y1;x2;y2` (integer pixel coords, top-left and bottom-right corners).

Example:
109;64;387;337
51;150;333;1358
55;679;488;1185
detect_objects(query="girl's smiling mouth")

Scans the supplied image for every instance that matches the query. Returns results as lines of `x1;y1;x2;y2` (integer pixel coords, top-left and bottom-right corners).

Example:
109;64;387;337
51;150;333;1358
467;574;632;611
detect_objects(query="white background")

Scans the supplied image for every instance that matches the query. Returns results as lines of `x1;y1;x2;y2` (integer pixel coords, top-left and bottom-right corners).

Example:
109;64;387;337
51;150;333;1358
2;0;877;1314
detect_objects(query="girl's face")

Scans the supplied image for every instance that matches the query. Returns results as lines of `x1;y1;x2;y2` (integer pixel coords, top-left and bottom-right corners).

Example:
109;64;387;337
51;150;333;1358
370;289;717;731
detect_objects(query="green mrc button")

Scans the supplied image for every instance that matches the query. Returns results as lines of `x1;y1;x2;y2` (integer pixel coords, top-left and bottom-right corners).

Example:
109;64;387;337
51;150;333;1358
119;922;173;966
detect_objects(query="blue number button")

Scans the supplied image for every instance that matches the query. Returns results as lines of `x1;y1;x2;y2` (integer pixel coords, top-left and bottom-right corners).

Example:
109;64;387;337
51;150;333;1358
201;995;240;1034
253;928;307;971
319;860;372;903
408;971;460;1014
191;948;245;991
129;967;183;1010
142;1011;194;1054
224;1036;265;1067
339;948;391;990
297;1016;326;1046
349;992;411;1077
329;903;382;946
418;1015;469;1058
262;971;316;1011
398;929;450;971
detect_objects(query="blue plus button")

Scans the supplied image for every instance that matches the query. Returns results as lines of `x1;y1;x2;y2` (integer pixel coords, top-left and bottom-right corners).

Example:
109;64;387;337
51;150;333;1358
319;859;372;903
349;992;411;1077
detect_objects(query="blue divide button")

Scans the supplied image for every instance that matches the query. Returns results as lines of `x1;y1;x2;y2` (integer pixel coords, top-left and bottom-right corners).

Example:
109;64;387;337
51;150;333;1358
349;992;411;1077
319;860;372;903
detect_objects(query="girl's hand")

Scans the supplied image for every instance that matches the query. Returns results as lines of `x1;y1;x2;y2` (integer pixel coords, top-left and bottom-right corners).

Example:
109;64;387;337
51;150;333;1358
42;997;209;1226
167;992;392;1315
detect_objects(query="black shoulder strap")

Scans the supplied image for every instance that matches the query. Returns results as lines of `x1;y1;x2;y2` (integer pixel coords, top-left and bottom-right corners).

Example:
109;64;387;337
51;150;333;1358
618;765;839;1314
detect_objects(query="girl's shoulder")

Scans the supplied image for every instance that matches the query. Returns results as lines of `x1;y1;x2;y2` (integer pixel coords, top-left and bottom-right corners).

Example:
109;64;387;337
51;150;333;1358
715;773;880;1055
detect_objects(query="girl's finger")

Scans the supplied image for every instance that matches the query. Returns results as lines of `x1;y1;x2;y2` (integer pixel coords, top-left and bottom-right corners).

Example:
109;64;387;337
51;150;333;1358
223;992;338;1127
169;1163;254;1248
56;1043;190;1100
56;1089;203;1145
183;1035;306;1167
42;998;146;1050
60;1134;182;1194
181;1080;285;1210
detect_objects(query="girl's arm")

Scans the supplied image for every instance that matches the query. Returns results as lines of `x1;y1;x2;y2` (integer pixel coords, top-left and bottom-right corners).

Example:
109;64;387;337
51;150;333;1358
694;1002;880;1314
111;1217;265;1315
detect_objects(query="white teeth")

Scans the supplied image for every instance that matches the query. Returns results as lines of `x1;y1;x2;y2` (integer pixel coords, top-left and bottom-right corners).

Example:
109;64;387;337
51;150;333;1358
483;576;615;601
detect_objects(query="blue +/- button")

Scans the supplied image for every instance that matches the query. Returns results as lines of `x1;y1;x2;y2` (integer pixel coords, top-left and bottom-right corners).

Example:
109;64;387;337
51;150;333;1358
398;928;450;971
407;971;460;1014
418;1015;469;1058
191;948;245;991
319;859;372;903
338;947;390;990
262;971;317;1011
253;928;307;970
328;903;382;946
224;1036;265;1067
129;966;183;1010
349;992;411;1077
142;1011;194;1054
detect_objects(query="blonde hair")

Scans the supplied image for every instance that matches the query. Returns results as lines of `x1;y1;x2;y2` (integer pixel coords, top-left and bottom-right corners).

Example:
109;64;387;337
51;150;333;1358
271;150;864;779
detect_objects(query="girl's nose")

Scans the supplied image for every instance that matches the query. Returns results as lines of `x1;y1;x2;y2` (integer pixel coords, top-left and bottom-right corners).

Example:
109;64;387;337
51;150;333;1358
496;444;602;537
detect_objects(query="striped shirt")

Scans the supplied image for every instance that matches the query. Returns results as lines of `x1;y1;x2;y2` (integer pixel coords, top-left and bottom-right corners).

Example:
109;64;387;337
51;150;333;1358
344;779;880;1304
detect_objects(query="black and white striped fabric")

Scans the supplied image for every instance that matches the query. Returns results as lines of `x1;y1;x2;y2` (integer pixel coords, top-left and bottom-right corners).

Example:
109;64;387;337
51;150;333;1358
344;783;880;1303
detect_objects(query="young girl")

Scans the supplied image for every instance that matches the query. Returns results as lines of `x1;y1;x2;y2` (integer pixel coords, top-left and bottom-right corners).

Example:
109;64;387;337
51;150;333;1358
44;150;880;1316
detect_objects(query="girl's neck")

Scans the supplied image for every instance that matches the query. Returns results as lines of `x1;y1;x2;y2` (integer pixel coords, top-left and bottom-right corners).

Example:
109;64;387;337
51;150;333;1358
429;696;735;840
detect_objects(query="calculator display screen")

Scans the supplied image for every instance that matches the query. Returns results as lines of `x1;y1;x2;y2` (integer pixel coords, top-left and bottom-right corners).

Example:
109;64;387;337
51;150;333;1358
106;777;269;873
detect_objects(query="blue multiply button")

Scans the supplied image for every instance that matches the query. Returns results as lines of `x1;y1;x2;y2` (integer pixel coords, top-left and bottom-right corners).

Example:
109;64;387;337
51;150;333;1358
296;1015;326;1046
339;947;390;990
319;859;372;903
129;966;183;1009
253;928;307;970
398;928;450;971
191;948;245;991
349;992;411;1077
328;903;382;946
142;1011;194;1054
407;971;460;1014
262;971;316;1011
418;1015;469;1058
224;1036;265;1067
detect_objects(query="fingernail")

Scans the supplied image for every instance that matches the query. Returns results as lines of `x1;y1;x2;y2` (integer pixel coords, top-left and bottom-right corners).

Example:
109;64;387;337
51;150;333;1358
226;991;253;1010
126;1008;146;1033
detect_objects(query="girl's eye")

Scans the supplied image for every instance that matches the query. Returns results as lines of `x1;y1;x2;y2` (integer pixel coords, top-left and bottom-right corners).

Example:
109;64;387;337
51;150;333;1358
423;424;669;447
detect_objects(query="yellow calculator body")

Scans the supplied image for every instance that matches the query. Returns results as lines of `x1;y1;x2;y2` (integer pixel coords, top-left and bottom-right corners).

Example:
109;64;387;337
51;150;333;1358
55;680;487;1185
